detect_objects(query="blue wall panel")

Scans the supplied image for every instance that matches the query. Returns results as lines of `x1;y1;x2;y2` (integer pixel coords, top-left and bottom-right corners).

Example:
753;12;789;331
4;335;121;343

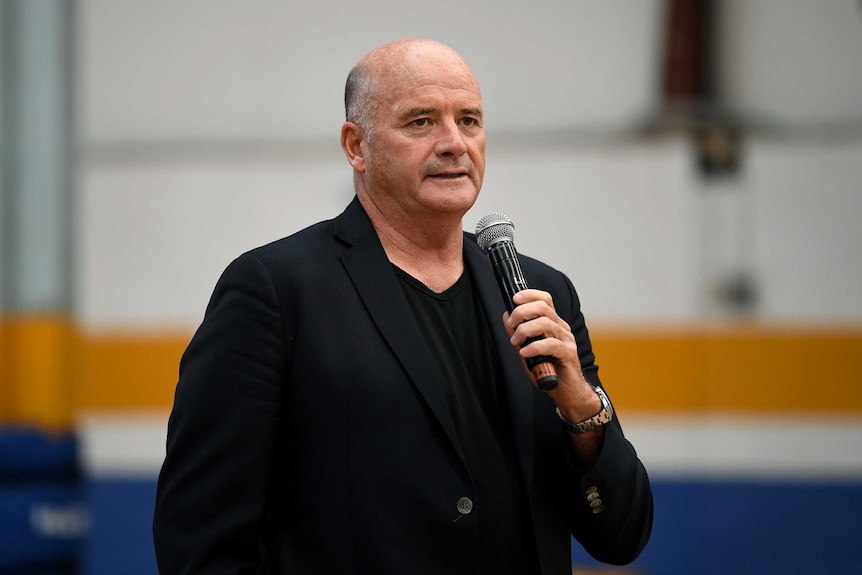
572;479;862;574
0;428;83;574
81;476;862;575
82;479;158;575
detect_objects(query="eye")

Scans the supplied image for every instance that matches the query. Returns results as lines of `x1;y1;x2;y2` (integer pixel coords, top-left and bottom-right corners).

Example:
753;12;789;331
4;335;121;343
461;117;480;127
412;118;431;127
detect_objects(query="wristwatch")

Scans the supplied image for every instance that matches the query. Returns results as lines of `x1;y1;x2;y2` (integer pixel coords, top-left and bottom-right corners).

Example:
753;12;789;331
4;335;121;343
555;386;614;434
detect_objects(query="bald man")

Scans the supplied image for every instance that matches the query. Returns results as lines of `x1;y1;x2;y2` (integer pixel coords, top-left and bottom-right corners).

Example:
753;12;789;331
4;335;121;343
153;39;653;575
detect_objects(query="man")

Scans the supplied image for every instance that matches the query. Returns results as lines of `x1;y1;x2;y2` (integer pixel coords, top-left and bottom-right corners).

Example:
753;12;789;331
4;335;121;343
153;39;652;574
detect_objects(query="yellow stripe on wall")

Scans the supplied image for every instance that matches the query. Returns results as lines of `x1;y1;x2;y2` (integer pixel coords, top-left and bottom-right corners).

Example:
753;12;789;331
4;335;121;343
74;333;187;410
66;324;862;414
0;315;75;429
2;321;862;429
592;324;862;414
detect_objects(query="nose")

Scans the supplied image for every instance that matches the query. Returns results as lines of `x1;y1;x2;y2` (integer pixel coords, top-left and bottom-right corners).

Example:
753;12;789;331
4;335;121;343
434;118;468;157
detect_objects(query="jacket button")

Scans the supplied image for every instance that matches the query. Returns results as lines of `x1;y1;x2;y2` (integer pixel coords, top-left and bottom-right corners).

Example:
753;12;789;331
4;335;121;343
456;497;473;515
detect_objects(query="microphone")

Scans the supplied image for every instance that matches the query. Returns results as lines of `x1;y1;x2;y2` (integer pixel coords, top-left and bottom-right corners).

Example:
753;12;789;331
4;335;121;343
475;212;558;391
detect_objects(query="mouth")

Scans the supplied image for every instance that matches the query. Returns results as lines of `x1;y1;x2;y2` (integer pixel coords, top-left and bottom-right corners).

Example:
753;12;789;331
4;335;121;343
427;170;468;180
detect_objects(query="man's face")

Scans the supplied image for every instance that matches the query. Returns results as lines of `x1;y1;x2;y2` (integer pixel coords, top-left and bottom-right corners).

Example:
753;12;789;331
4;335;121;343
359;50;486;221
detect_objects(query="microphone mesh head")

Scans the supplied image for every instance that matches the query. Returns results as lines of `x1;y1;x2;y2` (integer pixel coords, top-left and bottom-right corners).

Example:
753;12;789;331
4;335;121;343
475;212;515;250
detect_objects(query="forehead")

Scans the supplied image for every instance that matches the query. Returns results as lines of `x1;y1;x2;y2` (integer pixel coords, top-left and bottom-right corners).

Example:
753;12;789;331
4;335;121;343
377;46;482;109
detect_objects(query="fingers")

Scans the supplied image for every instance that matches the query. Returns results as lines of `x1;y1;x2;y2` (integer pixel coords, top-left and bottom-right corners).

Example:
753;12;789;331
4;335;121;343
503;290;591;403
504;290;574;356
511;288;553;309
506;290;570;338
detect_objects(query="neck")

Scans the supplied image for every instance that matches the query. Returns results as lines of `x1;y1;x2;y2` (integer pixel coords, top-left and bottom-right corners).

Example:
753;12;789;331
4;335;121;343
358;193;465;293
387;242;464;293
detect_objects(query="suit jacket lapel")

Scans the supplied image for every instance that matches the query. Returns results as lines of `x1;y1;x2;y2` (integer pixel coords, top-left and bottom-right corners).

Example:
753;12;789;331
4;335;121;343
464;238;535;494
335;198;466;465
333;199;535;492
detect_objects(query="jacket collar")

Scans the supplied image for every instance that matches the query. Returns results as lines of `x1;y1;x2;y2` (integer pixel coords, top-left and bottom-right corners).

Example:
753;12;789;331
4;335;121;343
335;196;534;489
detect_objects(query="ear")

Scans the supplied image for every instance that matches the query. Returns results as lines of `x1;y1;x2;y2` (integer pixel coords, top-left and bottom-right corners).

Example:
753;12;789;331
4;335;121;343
341;122;367;173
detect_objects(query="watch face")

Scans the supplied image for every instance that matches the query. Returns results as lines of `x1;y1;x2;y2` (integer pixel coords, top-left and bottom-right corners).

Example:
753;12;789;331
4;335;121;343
592;387;613;425
595;387;612;409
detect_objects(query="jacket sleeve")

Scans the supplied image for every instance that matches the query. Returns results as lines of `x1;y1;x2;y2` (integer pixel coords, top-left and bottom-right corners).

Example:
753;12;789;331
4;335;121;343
153;252;288;575
567;417;654;565
556;271;654;565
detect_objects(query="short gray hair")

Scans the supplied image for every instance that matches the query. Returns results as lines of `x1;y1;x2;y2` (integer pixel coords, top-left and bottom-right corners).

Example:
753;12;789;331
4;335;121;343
344;65;376;138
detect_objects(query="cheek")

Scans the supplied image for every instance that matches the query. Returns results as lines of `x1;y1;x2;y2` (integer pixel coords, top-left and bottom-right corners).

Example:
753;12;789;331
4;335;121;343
472;147;486;180
367;150;394;176
471;138;486;164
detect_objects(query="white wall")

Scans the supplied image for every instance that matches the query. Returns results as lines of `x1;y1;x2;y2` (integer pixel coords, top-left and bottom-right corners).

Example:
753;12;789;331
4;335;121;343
72;0;862;331
719;0;862;127
78;139;702;327
749;138;862;321
80;0;661;142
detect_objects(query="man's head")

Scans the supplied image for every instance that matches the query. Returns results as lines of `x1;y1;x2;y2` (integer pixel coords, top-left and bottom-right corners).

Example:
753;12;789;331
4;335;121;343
341;39;486;225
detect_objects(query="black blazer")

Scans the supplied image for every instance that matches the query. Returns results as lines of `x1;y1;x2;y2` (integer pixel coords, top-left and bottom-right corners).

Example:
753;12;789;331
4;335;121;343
153;197;652;575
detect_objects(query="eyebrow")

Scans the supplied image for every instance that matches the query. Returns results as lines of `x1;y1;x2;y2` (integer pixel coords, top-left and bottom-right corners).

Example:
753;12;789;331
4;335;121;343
400;106;484;121
401;107;435;120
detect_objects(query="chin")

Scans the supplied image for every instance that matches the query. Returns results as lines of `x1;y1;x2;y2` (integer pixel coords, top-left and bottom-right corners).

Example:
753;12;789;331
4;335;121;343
423;184;480;212
433;195;479;217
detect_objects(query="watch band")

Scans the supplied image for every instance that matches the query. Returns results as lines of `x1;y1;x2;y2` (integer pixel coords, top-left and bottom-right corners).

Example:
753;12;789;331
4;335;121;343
555;386;614;434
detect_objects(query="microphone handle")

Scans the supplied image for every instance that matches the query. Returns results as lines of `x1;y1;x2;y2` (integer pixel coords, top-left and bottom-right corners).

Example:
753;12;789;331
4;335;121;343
486;240;559;391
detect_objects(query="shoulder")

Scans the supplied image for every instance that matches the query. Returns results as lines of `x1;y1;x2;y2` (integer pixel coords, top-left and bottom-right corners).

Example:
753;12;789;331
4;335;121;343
240;196;375;269
252;218;337;260
519;252;568;288
464;231;574;293
464;232;581;315
520;253;581;311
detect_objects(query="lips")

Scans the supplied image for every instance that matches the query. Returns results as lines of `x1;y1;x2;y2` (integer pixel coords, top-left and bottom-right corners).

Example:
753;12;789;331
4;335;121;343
427;170;468;179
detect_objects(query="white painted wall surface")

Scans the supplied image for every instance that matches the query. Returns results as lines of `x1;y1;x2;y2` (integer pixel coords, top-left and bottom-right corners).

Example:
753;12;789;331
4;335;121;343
719;0;862;127
77;136;862;330
80;0;662;142
77;139;701;328
64;0;862;330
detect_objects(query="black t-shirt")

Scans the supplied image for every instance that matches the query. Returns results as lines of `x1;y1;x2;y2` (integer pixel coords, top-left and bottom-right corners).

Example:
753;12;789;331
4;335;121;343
396;266;538;575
